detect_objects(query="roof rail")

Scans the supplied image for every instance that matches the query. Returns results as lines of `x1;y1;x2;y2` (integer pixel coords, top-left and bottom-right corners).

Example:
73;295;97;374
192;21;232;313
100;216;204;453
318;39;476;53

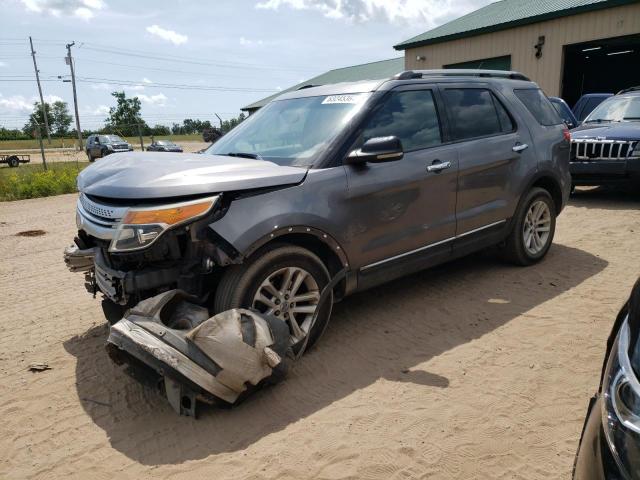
297;84;320;90
617;86;640;95
393;69;531;82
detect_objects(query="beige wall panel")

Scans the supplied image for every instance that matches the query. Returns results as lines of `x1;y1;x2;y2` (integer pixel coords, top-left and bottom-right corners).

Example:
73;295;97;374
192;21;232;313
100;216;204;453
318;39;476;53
404;3;640;96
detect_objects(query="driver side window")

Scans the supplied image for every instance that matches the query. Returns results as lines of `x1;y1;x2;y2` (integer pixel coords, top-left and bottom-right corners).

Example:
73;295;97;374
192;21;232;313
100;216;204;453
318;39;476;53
359;90;442;152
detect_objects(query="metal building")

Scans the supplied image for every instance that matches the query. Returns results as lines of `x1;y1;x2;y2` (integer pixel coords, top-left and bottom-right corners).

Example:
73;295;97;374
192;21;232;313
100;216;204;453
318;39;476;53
394;0;640;106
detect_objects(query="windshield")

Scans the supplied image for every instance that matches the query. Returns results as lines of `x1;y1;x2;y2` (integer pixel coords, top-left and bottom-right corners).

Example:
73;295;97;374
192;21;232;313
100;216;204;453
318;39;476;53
584;95;640;123
156;140;173;145
99;135;125;143
206;93;371;167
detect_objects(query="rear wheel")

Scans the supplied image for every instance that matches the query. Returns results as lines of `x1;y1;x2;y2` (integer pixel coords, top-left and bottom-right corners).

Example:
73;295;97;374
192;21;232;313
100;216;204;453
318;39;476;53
7;156;19;168
214;243;332;352
502;187;556;265
87;152;95;162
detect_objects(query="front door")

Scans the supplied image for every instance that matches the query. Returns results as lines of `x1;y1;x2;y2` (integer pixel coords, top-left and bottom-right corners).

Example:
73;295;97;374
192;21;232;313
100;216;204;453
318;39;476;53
342;87;458;288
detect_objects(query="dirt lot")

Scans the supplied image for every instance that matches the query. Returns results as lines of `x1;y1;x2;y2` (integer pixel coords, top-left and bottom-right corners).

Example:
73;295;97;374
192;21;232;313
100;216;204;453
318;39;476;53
1;189;639;480
2;141;210;165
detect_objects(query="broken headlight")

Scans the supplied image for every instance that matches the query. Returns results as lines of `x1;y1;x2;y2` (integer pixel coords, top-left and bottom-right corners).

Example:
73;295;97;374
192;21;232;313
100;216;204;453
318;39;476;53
109;196;219;253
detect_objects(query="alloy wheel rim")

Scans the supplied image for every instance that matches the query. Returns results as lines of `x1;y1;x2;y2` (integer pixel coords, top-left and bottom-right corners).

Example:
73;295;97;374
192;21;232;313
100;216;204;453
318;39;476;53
523;200;551;255
252;266;320;344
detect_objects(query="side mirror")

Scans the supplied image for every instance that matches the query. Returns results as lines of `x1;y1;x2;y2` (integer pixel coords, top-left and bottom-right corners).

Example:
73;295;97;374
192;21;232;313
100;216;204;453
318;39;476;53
346;136;404;165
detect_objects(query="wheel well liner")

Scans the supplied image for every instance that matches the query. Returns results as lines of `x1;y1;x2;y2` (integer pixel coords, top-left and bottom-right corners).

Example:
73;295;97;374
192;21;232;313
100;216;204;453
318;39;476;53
530;174;563;214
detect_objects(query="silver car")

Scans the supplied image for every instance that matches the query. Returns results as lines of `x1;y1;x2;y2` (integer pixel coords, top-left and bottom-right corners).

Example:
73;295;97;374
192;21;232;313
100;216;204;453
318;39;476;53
67;70;571;349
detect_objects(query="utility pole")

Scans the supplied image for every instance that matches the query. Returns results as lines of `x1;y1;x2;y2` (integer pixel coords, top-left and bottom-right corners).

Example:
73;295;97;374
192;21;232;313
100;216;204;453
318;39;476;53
215;113;223;129
66;42;83;151
29;36;51;145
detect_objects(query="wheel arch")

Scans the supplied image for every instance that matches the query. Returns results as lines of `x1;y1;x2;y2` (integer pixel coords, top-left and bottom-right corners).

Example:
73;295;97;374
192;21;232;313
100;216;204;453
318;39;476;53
525;172;564;214
241;227;351;299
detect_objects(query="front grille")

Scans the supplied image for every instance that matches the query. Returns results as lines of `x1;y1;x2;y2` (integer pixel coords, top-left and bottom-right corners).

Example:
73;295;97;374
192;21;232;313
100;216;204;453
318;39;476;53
571;139;638;161
79;194;127;226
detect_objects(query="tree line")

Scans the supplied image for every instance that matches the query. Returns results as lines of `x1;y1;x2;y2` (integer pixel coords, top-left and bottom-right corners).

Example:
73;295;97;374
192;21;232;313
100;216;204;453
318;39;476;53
0;91;246;140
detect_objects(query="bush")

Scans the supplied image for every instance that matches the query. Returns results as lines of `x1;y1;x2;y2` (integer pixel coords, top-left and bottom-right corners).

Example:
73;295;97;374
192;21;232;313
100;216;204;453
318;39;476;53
0;163;84;201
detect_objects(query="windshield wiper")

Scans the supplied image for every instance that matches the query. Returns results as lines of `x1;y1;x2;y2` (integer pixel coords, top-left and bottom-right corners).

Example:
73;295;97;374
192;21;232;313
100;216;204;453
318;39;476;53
623;117;640;121
225;152;263;160
584;118;616;124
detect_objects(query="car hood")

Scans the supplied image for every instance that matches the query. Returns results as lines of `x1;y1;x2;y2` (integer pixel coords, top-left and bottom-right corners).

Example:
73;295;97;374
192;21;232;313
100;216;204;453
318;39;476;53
571;122;640;141
77;151;307;199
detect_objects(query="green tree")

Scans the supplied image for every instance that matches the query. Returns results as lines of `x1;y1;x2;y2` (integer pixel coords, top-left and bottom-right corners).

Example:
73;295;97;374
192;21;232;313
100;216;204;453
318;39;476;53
22;101;73;137
221;112;246;133
105;91;148;136
50;101;73;136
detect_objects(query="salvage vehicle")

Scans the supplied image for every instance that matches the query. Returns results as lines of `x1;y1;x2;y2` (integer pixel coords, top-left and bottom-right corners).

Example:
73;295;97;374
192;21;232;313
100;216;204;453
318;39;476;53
573;276;640;479
65;69;571;351
570;87;640;187
85;134;133;162
573;93;613;123
146;140;184;153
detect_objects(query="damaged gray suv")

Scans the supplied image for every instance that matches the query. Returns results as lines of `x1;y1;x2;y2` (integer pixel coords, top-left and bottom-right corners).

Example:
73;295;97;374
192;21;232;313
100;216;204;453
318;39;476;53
66;70;571;349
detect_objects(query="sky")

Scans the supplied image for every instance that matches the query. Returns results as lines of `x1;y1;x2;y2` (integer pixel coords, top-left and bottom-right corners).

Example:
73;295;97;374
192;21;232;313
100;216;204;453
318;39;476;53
0;0;493;130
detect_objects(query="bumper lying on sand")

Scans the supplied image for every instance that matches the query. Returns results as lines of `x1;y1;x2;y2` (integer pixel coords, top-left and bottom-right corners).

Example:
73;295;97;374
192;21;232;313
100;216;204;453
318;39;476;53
105;290;291;416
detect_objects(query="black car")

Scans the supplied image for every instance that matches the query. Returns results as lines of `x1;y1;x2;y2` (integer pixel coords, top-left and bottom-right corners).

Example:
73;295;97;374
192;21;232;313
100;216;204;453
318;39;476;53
570;88;640;187
574;277;640;479
86;134;133;162
146;140;184;152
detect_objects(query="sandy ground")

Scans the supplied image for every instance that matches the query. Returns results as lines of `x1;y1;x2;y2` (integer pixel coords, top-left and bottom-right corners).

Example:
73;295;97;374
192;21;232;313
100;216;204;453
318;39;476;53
2;141;210;165
1;188;640;480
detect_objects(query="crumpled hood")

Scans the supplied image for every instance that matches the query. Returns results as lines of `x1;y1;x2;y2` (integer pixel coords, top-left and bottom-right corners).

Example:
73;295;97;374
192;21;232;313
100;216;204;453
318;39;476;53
571;123;640;141
77;151;307;199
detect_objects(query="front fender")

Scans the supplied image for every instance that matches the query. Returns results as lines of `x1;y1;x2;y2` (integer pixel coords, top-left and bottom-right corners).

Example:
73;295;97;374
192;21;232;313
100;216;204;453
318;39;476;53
209;167;351;267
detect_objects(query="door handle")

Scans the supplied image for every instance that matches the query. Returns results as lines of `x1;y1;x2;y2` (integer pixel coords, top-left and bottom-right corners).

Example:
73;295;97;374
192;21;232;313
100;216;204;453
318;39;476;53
512;143;529;153
427;160;451;173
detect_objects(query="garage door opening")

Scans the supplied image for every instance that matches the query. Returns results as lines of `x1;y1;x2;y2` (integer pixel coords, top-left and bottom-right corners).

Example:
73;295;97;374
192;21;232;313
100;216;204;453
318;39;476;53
561;34;640;108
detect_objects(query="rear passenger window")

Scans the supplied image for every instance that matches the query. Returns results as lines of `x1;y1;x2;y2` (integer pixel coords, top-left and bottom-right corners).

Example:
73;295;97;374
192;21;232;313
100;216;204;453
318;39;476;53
514;88;563;126
442;89;513;141
360;90;442;151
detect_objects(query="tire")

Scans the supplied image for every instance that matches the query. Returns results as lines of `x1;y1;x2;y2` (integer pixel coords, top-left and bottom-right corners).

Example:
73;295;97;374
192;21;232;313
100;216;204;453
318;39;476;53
7;156;19;168
214;243;333;352
502;187;556;266
87;152;95;162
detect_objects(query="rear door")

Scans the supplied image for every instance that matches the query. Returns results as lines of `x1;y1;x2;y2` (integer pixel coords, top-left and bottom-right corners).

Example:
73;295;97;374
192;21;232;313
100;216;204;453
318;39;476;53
343;85;459;287
439;84;536;240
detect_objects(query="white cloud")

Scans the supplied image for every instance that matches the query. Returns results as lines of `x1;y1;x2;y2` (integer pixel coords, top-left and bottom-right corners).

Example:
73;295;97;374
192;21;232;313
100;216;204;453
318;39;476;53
137;93;167;106
255;0;491;26
0;62;7;68
240;36;264;47
20;0;106;20
142;77;152;84
146;25;188;46
43;94;64;103
93;105;110;115
0;94;33;112
90;82;112;91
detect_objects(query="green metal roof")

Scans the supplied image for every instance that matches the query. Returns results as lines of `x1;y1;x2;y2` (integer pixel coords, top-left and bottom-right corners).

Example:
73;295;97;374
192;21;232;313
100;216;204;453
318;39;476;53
394;0;638;50
241;57;404;111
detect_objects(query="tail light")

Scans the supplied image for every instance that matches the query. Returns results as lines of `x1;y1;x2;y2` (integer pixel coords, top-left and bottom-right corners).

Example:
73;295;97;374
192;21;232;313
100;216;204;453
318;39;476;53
563;129;571;142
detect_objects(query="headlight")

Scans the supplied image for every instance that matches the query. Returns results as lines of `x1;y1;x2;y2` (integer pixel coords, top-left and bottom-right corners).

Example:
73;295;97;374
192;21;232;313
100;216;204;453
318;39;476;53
601;316;640;477
106;144;114;151
632;143;640;157
109;196;219;252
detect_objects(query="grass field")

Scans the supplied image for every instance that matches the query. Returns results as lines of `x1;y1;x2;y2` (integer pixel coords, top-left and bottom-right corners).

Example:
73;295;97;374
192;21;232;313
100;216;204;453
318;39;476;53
0;161;87;201
0;133;203;151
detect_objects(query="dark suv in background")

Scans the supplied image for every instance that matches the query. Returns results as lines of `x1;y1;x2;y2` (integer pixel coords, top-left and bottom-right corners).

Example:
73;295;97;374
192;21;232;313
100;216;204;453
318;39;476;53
66;70;571;349
570;88;640;187
85;134;133;162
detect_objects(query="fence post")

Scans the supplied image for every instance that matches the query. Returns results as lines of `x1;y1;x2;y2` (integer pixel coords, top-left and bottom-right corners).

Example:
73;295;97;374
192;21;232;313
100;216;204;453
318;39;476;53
36;124;47;171
137;124;144;151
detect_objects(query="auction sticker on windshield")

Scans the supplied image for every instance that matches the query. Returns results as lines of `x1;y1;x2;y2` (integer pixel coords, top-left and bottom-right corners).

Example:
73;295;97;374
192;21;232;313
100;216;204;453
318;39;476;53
322;94;366;105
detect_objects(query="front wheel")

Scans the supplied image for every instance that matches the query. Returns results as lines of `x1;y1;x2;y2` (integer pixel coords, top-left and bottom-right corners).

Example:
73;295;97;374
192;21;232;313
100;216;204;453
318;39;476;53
502;187;556;266
214;243;333;352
